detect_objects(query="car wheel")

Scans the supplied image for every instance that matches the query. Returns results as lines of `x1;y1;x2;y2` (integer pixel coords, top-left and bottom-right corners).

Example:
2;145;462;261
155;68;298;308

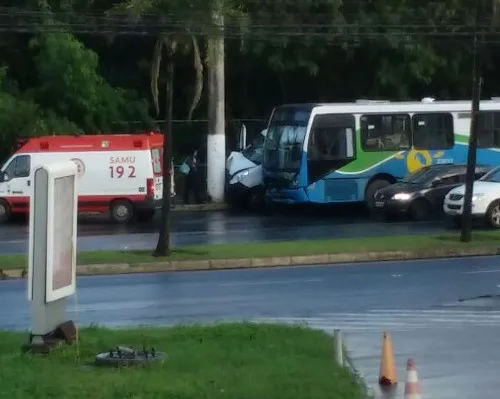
486;200;500;228
410;199;431;221
365;179;392;212
110;199;134;223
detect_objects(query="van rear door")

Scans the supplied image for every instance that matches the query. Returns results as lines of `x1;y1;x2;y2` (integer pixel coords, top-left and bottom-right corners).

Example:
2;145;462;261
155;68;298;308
150;147;163;201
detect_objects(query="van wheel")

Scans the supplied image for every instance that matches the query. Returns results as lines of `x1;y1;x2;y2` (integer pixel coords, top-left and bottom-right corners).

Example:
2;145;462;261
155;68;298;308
410;199;431;221
110;200;134;223
365;179;392;212
486;200;500;228
0;199;10;224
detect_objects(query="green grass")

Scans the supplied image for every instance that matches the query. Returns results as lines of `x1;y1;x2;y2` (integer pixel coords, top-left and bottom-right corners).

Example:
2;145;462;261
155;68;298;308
0;323;365;399
1;231;500;270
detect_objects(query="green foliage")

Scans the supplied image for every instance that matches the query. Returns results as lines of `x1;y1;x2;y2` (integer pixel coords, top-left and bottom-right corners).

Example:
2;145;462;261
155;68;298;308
0;66;78;161
0;324;366;399
114;0;208;120
0;0;498;162
241;0;345;75
29;32;153;132
0;27;154;162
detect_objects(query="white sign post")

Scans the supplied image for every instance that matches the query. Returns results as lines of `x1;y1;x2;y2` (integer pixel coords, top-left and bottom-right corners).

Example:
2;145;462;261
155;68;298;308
25;161;78;352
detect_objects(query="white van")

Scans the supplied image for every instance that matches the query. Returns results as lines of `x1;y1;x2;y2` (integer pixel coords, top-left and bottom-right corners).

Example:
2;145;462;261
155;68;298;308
0;133;164;224
226;129;267;209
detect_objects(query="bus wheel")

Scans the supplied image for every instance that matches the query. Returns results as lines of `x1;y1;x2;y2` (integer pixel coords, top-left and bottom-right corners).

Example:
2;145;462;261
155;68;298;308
365;179;391;212
110;200;134;223
0;199;10;224
410;199;431;221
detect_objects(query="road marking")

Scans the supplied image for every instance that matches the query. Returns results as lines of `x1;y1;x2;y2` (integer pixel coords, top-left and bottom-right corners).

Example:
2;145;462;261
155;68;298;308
0;239;25;244
464;269;500;274
253;309;500;333
218;278;323;287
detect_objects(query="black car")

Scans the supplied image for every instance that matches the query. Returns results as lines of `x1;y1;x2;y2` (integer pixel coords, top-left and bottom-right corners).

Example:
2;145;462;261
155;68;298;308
373;164;491;220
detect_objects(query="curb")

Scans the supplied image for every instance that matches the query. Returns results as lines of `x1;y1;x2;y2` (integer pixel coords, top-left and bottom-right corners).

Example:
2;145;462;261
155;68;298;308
2;246;500;280
172;203;227;212
342;346;374;399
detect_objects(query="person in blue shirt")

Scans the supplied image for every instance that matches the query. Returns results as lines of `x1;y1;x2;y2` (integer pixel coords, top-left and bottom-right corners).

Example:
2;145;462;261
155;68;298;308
183;149;202;204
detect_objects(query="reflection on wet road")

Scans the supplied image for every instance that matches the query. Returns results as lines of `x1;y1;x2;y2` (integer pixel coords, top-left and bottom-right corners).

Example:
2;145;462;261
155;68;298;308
0;256;499;398
0;210;454;254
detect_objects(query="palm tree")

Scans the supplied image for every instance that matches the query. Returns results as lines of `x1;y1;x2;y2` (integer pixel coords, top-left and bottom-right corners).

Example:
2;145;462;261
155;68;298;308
114;0;206;256
150;34;204;256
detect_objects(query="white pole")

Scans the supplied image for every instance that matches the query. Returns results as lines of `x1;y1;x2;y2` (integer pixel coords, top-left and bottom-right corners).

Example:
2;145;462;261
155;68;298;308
206;4;225;203
334;329;343;366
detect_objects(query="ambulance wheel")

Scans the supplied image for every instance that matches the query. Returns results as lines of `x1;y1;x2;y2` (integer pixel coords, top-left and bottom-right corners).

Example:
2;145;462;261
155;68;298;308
0;199;10;224
110;200;134;223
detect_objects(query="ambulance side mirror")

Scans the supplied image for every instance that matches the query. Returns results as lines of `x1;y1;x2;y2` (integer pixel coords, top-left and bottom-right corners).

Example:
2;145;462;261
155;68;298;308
0;172;5;182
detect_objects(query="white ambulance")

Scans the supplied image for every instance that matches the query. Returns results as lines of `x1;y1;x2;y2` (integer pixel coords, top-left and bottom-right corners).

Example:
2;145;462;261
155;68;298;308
0;132;165;224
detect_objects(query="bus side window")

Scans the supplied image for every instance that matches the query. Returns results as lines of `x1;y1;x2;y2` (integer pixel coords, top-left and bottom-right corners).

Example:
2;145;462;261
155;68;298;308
308;114;355;161
412;113;454;150
360;114;411;152
477;111;500;148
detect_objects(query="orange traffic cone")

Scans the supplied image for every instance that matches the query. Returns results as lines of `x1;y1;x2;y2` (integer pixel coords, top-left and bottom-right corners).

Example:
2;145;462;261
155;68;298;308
404;358;422;399
378;331;397;386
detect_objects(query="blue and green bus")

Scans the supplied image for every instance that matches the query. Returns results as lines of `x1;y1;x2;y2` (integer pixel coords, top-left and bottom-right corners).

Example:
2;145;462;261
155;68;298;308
262;98;500;209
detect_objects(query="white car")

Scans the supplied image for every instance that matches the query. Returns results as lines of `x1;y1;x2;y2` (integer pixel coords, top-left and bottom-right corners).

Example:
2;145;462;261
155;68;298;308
444;165;500;228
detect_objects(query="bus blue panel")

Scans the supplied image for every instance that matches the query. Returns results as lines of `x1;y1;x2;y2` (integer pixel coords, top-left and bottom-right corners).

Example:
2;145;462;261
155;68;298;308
265;187;309;204
264;145;500;205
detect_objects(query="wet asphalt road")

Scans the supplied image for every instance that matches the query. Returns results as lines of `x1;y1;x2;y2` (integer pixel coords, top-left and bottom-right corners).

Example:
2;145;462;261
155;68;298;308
1;256;500;398
0;209;455;254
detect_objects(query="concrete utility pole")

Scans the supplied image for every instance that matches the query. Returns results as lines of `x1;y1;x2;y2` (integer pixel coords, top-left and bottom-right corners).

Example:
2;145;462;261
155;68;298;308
207;4;226;203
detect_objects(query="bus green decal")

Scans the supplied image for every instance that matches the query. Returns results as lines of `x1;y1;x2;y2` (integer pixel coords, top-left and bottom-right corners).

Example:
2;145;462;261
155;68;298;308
337;134;469;174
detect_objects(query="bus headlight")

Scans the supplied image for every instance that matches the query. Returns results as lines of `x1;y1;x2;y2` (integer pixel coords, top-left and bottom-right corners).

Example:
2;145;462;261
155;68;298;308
229;169;250;185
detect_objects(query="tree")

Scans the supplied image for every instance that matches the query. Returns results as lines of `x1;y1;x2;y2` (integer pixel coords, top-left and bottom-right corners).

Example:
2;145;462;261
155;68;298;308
29;31;153;133
0;66;78;162
114;0;207;256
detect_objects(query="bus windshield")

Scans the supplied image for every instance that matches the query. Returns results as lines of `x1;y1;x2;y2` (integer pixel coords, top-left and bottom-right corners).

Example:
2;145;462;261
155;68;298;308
264;107;311;170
